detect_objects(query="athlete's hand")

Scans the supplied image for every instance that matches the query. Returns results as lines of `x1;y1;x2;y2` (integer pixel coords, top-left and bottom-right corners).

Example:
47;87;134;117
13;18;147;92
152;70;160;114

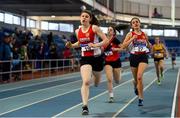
101;46;105;52
131;35;138;41
65;41;72;48
88;43;96;48
111;47;118;52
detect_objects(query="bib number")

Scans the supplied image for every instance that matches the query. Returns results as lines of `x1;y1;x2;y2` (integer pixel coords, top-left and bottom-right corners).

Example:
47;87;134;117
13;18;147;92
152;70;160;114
134;46;146;52
104;51;113;56
81;44;94;51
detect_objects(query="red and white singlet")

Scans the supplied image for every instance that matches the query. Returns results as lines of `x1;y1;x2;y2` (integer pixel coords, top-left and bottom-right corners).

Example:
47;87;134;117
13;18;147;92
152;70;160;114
129;31;150;54
78;25;101;57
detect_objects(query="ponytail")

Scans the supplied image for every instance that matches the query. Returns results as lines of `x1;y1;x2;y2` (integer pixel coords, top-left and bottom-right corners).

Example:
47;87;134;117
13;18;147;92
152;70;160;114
90;14;99;26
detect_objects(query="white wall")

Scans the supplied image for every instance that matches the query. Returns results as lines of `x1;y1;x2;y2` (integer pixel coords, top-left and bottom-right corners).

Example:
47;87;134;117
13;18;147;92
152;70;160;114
114;0;180;19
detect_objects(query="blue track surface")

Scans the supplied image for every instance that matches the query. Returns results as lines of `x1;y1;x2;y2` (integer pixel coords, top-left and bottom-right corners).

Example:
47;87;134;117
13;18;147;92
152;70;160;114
0;58;179;117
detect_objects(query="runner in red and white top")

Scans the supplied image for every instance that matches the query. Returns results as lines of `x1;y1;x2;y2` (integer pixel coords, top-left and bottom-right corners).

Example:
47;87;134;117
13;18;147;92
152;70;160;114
103;26;124;103
66;10;108;115
78;25;102;57
122;17;152;106
129;31;150;55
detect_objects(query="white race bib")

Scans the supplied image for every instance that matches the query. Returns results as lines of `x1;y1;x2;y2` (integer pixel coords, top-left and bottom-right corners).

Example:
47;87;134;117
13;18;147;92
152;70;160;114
104;51;113;56
81;44;95;51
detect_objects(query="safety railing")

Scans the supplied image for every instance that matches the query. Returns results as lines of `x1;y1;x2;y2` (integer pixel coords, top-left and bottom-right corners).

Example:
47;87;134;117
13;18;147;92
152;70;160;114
0;58;80;83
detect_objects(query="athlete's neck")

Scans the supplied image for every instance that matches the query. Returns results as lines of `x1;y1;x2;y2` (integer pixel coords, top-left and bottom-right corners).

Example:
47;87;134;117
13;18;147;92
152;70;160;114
107;35;114;40
82;24;90;32
134;29;141;34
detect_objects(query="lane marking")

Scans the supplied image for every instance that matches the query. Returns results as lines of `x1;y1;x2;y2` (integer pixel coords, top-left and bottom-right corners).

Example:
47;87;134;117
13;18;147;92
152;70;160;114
0;69;131;101
112;68;169;118
0;73;81;93
171;68;180;118
52;68;154;118
0;70;132;116
52;79;133;118
0;80;82;101
0;66;155;116
0;65;132;93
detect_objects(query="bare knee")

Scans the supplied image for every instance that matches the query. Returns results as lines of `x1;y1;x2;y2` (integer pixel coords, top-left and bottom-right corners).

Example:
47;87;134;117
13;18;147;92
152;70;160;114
83;81;90;86
107;79;113;84
137;74;143;80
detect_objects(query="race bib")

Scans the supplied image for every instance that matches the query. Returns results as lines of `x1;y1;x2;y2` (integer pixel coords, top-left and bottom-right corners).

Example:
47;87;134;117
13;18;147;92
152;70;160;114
154;52;163;58
133;45;147;52
104;51;113;56
81;44;95;51
133;41;147;52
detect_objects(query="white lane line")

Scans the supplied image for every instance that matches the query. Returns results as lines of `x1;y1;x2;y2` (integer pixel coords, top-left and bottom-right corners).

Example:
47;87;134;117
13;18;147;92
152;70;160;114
0;82;82;116
52;79;133;118
0;67;131;101
171;68;180;118
0;80;82;101
0;73;81;93
112;68;169;118
51;68;154;118
0;64;132;93
0;67;152;116
0;71;132;116
0;70;131;101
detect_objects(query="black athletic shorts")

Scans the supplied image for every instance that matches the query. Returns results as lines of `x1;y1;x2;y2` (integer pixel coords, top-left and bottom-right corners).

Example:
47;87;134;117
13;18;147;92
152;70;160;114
105;58;121;68
80;55;104;71
154;57;164;62
129;54;148;67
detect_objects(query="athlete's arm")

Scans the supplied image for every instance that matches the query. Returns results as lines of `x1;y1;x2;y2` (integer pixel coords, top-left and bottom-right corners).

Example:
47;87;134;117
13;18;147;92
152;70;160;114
162;44;168;57
144;33;152;49
88;25;109;48
112;43;125;52
151;45;155;54
66;29;80;48
122;32;136;48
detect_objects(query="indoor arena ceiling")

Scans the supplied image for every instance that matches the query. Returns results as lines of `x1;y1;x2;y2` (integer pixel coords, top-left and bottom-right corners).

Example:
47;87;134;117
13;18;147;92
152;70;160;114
128;0;180;7
1;0;180;17
0;0;96;16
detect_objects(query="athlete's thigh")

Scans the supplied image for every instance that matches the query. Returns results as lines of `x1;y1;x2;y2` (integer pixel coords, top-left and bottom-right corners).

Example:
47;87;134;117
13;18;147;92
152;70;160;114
81;64;92;82
113;68;121;80
137;62;148;77
105;65;113;80
159;59;164;67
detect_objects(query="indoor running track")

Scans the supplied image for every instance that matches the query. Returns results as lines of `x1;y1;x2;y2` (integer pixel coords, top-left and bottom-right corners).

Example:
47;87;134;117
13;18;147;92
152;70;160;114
0;58;179;117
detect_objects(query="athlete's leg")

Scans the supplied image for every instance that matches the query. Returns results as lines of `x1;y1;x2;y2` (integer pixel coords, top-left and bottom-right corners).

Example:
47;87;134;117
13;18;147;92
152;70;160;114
131;67;138;95
105;65;113;94
113;67;121;84
159;60;164;78
80;64;92;106
92;70;102;87
137;62;148;100
154;61;161;83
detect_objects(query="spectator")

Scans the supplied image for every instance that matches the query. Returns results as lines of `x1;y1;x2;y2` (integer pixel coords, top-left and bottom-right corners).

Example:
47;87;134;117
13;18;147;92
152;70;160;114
12;45;21;81
20;40;30;70
49;42;57;73
153;8;162;18
0;32;13;83
63;47;74;71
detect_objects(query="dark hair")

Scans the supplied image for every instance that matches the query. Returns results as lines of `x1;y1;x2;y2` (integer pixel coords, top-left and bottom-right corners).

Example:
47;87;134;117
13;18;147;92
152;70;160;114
130;17;141;31
81;10;99;26
130;17;141;26
109;25;116;35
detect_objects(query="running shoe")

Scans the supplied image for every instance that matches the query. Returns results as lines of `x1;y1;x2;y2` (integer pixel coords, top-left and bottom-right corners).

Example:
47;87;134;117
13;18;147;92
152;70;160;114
138;99;143;106
82;105;89;115
108;97;114;103
160;74;164;80
156;79;161;85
